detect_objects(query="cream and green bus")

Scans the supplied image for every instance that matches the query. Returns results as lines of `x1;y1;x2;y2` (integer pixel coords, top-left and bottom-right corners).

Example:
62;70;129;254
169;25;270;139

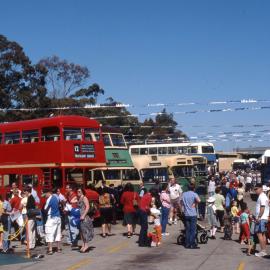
129;144;208;190
89;132;142;188
130;154;169;190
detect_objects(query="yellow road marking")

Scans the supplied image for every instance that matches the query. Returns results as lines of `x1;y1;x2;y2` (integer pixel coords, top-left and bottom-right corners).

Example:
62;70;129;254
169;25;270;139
66;258;92;270
107;241;129;254
237;262;245;270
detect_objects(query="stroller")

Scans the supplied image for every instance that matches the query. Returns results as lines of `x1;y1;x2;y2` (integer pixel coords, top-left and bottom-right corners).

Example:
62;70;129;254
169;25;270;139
177;222;210;245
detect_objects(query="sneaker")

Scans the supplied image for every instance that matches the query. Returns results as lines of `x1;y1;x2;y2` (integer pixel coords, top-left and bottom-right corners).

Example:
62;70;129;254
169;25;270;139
151;242;157;247
161;232;170;236
255;251;267;257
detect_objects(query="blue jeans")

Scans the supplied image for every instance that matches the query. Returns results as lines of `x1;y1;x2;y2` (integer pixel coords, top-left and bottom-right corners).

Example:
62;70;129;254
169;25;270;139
255;219;268;234
138;210;148;246
161;206;170;233
185;215;197;248
3;216;11;252
67;215;79;245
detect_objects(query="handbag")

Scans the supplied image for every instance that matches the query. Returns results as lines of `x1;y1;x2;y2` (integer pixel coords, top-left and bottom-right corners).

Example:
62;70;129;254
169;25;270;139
27;208;40;217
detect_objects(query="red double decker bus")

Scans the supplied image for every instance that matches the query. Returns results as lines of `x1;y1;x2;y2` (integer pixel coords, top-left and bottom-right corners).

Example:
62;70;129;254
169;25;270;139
0;115;106;196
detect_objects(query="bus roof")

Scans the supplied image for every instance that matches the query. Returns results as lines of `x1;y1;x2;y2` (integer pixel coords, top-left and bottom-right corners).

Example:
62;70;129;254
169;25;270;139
0;115;100;132
129;142;214;148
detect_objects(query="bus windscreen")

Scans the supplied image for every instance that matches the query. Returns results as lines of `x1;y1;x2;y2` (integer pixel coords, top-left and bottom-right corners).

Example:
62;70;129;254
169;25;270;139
141;168;168;183
172;166;193;178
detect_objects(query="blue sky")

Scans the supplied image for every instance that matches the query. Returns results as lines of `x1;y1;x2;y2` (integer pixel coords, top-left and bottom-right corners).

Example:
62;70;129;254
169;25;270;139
1;0;270;150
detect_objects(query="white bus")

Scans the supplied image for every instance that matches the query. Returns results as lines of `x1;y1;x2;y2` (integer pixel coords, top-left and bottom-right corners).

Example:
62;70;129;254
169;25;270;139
129;142;216;165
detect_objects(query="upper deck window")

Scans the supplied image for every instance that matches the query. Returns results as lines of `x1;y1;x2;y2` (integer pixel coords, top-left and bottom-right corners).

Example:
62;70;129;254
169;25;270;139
177;146;186;154
149;147;158;155
94;133;101;141
103;134;112;146
42;127;60;141
22;130;39;143
63;128;82;141
130;148;139;155
187;146;198;154
5;132;20;144
202;146;214;153
140;148;148;155
111;134;126;147
168;147;177;154
0;133;2;144
84;128;100;141
158;147;167;155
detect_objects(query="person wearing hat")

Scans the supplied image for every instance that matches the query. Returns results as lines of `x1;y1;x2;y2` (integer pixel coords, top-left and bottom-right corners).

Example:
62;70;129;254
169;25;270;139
207;196;218;239
44;188;62;255
254;183;269;257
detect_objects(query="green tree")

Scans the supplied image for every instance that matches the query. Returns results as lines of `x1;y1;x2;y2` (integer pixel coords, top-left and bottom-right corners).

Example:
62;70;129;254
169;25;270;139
0;34;48;121
38;55;90;98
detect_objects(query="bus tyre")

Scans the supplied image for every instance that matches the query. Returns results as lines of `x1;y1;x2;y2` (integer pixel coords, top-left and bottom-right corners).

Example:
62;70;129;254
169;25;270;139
200;233;208;244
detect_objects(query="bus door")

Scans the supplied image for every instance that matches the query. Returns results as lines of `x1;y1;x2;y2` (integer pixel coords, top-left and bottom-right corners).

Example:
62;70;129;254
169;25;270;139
42;168;63;190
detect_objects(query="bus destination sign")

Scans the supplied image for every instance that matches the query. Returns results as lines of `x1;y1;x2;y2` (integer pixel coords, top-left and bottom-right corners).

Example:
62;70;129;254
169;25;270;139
74;144;95;158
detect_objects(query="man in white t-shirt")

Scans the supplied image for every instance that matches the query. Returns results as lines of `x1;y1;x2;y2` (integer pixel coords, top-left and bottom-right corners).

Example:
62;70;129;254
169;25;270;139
168;178;182;225
254;183;269;257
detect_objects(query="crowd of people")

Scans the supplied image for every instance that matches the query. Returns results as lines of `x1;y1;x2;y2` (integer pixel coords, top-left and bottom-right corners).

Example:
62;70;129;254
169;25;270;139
0;170;269;258
205;170;270;257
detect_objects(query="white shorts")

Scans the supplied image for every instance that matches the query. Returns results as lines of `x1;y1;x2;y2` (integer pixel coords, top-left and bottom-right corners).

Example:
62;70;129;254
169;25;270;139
45;216;61;243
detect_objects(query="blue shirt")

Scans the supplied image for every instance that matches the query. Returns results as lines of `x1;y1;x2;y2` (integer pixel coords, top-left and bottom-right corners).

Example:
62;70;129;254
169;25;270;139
182;191;199;217
45;194;60;218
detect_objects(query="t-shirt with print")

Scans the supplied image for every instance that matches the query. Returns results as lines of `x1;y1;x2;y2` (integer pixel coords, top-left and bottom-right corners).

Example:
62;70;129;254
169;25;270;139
240;212;249;224
182;191;200;217
169;184;182;200
255;192;269;220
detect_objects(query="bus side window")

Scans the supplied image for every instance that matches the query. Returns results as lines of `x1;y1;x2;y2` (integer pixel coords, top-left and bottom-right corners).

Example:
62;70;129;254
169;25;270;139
0;133;2;144
4;174;19;187
149;147;157;155
65;168;83;186
158;147;167;155
168;147;177;154
140;148;148;155
22;130;39;143
42;127;60;141
130;148;139;155
5;132;20;144
22;175;38;187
